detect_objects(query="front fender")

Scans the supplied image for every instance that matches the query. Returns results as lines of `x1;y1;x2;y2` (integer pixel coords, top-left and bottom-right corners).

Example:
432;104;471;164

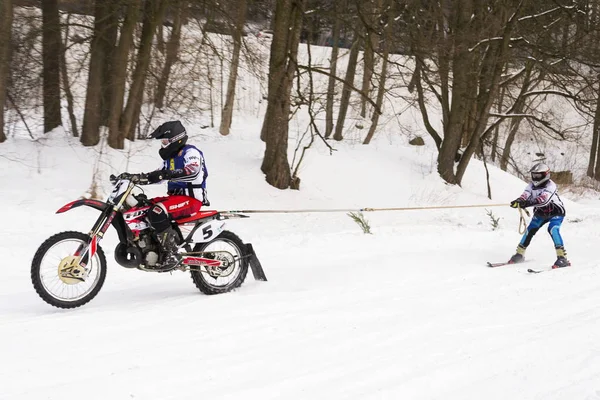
57;199;108;214
56;199;131;243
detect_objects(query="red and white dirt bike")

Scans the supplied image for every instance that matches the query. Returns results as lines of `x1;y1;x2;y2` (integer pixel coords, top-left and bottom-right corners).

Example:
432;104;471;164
30;173;266;309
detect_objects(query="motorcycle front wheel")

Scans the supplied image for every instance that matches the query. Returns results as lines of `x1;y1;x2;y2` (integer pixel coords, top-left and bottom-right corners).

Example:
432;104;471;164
31;231;107;309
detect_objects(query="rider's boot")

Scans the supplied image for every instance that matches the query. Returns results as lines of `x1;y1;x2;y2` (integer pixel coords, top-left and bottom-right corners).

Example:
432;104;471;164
157;227;181;266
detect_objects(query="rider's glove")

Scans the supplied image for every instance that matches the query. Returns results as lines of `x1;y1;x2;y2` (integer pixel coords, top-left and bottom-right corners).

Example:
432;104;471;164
135;173;149;185
115;172;149;184
147;169;172;184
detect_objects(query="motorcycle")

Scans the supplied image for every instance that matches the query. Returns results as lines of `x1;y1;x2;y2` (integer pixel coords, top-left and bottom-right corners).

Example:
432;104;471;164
30;173;267;309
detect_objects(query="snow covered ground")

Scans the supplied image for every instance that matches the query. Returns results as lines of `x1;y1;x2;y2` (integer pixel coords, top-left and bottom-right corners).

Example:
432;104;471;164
2;123;600;400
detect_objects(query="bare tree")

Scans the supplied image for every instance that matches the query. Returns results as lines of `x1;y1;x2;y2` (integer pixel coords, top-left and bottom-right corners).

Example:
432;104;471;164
260;0;305;189
359;0;378;118
324;0;343;138
500;61;539;171
333;20;361;141
587;76;600;178
406;0;576;185
220;0;247;136
60;14;79;137
108;0;141;149
101;0;120;126
120;0;167;141
363;0;392;145
81;0;117;146
41;0;62;133
0;0;12;143
155;0;185;109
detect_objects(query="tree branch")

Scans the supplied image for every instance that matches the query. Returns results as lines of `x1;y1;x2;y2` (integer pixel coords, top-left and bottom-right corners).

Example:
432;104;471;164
296;65;382;114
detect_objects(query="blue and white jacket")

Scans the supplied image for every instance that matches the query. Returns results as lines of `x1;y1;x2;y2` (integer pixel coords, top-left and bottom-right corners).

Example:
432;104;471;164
518;180;565;217
160;145;208;204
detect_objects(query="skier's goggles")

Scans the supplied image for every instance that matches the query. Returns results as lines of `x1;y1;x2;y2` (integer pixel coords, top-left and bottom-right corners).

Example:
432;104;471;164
531;172;547;180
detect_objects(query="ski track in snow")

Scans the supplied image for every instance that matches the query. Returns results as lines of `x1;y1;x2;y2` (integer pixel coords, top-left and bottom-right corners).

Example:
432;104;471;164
3;212;600;399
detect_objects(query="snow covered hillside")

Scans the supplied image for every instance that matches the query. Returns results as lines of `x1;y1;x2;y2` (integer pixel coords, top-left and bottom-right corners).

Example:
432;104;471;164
2;123;600;400
2;11;600;397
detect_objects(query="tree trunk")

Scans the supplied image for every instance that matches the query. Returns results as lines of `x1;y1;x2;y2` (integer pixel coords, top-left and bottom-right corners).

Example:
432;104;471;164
501;62;535;171
60;15;79;137
333;31;361;141
120;0;167;141
108;0;141;149
437;65;470;183
360;0;378;118
588;77;600;178
363;0;390;145
155;0;184;110
100;0;120;126
454;10;519;186
42;0;62;133
0;0;12;143
219;0;247;136
260;0;304;189
324;0;342;138
491;85;505;162
81;0;113;146
593;82;600;179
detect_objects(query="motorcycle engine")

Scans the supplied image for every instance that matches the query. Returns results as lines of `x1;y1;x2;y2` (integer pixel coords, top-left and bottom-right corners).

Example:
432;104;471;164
138;232;160;267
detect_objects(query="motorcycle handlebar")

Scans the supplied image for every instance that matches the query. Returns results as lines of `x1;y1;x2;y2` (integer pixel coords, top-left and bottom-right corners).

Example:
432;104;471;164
110;173;148;185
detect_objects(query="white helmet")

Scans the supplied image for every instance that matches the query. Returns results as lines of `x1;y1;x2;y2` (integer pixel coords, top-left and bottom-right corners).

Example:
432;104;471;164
530;162;550;187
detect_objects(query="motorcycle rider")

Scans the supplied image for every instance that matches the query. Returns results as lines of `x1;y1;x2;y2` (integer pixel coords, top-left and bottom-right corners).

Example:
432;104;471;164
127;120;209;265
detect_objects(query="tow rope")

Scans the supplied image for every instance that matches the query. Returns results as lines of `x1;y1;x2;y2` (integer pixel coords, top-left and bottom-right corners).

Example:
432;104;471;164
224;203;508;214
223;203;534;233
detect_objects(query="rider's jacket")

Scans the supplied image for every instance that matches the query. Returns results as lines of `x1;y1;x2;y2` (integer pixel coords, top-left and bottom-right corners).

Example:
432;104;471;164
160;145;208;204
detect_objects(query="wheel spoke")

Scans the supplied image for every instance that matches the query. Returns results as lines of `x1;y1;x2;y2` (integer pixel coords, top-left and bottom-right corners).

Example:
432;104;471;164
197;238;242;288
36;237;102;302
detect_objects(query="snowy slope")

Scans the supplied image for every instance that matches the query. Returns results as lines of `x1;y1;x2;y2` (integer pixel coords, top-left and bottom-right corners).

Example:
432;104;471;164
2;124;600;400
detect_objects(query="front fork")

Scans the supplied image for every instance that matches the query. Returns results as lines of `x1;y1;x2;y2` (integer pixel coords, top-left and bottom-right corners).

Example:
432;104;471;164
75;183;135;268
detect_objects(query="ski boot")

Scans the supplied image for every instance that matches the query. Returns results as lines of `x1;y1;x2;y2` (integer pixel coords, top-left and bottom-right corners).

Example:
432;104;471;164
157;227;182;267
508;245;526;264
552;246;570;269
552;256;571;269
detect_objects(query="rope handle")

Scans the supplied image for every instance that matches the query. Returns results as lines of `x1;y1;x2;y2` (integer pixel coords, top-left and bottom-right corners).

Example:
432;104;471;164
518;205;530;234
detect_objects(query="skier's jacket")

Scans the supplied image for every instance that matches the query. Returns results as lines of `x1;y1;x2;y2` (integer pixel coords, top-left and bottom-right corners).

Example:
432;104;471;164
517;179;565;218
161;144;208;204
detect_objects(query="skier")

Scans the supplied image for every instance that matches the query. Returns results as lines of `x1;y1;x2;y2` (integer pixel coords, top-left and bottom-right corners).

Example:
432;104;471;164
508;162;570;269
128;120;209;265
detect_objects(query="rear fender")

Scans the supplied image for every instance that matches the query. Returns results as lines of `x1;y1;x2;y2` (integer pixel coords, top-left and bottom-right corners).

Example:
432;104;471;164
56;199;131;243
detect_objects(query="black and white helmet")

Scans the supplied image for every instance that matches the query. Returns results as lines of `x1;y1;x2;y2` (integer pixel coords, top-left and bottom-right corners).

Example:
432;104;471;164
148;120;188;160
530;162;550;187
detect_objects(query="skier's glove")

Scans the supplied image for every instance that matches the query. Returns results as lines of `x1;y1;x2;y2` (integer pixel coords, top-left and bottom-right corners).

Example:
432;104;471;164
510;198;527;209
147;169;172;184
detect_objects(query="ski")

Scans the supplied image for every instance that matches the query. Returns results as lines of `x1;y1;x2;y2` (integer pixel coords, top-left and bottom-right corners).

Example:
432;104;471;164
527;268;548;274
528;265;571;274
487;261;512;268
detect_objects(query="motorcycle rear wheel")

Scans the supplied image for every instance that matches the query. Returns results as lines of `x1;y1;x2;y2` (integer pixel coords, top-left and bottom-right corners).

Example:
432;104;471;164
31;231;107;309
190;230;249;295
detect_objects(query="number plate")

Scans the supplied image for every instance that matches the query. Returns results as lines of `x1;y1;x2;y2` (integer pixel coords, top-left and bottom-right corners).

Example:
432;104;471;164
190;220;225;243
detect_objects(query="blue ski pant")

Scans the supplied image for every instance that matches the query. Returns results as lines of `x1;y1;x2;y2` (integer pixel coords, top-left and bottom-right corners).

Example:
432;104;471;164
519;215;564;249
